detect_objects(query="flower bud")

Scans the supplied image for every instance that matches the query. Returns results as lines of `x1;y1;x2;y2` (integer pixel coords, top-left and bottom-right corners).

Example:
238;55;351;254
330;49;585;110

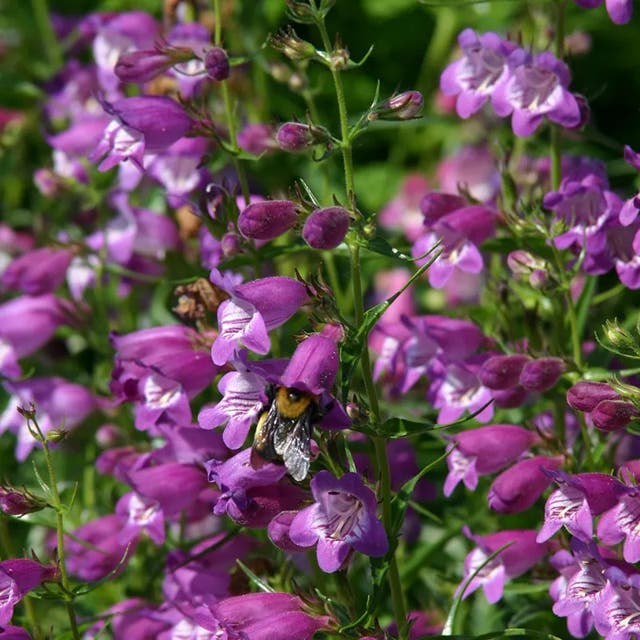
115;47;194;84
46;429;69;443
420;192;466;223
567;381;619;412
221;231;241;257
204;46;230;81
276;122;329;152
507;250;548;287
369;91;424;121
271;27;317;61
302;206;350;250
0;486;47;516
488;456;563;514
478;355;531;390
591;399;637;432
237;200;299;240
601;318;637;354
519;357;566;392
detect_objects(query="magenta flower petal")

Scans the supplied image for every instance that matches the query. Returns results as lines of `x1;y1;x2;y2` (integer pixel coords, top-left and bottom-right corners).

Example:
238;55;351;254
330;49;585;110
280;335;339;395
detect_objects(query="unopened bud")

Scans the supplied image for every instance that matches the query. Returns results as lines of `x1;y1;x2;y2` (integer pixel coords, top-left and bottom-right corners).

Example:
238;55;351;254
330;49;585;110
331;47;350;70
369;91;423;121
221;231;241;257
478;355;531;390
420;192;466;223
286;0;317;23
507;250;548;288
591;399;637;432
602;318;637;353
115;47;195;84
519;357;566;392
237;200;299;240
567;381;619;412
204;46;230;81
46;429;69;443
0;486;47;516
302;206;350;250
271;27;317;61
276;122;330;153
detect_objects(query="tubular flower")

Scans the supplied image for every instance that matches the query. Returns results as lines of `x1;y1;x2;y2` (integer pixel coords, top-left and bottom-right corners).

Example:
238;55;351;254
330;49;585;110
289;471;388;573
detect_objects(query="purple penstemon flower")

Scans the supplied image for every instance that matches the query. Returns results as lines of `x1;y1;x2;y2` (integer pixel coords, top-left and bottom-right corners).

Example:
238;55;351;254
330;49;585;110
428;357;495;425
544;173;622;272
209;269;308;365
288;470;388;573
0;294;71;379
90;95;193;172
206;448;307;527
598;486;640;563
457;527;549;603
110;325;218;432
412;204;496;289
440;29;516;119
0;377;97;461
0;559;57;627
444;424;537;496
550;540;609;639
492;49;581;136
537;471;626;543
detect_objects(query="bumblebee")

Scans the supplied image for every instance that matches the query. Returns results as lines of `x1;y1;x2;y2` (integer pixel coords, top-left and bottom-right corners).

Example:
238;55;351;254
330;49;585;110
251;385;320;482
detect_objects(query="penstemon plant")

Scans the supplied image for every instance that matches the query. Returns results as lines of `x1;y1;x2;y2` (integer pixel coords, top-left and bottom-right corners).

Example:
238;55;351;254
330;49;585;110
3;0;640;639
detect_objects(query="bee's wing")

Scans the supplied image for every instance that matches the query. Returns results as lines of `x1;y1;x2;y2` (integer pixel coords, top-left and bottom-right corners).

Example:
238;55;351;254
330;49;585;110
273;413;311;482
250;405;278;469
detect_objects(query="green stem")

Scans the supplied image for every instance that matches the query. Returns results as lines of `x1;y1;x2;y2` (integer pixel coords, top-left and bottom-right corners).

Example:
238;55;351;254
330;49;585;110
31;418;80;640
350;244;409;640
213;0;251;206
314;6;407;635
314;17;356;211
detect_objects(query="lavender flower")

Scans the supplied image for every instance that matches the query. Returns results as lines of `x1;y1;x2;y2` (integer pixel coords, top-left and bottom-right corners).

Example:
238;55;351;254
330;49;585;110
492;49;581;136
1;247;74;295
488;455;563;514
1;377;96;461
209;270;308;365
0;294;70;379
211;592;331;640
111;325;218;432
0;559;57;626
91;95;192;171
440;29;516;119
444;424;537;496
458;527;549;603
289;471;388;573
207;449;306;527
598;487;640;563
538;471;626;543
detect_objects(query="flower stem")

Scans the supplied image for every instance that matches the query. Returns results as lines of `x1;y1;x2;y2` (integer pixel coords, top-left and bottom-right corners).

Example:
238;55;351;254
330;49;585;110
30;417;81;640
314;16;356;212
213;0;250;207
313;7;407;635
